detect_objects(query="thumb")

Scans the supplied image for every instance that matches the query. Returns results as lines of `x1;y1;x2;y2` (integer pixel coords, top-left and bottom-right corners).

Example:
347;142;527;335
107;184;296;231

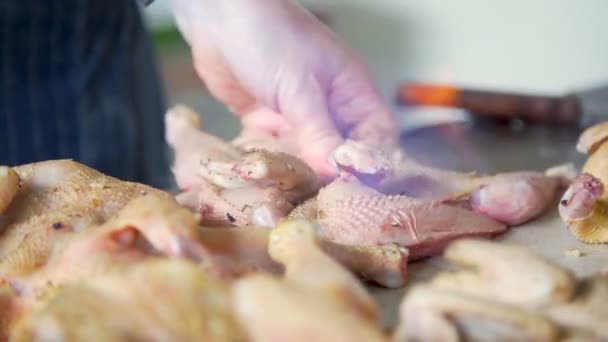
296;120;343;179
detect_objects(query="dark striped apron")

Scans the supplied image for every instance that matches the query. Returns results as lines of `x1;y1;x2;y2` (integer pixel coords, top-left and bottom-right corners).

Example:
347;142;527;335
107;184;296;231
0;0;171;189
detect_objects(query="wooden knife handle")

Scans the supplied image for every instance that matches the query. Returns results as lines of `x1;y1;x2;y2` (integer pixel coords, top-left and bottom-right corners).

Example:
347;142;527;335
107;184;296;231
397;83;582;124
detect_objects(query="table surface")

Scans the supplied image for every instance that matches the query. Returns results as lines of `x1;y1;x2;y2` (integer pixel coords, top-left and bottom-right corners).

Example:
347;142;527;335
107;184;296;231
370;119;608;328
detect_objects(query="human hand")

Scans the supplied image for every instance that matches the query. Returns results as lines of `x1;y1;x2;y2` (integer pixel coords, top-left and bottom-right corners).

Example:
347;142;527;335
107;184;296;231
171;0;398;177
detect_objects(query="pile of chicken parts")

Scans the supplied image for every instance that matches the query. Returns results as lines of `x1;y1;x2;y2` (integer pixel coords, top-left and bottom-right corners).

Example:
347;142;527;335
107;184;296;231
0;104;584;340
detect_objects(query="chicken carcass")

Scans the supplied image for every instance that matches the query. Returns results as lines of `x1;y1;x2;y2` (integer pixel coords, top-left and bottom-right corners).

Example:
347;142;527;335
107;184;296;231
547;274;608;340
559;120;608;243
396;286;559;342
6;194;216;297
0;160;163;279
199;225;409;288
429;239;576;308
394;239;568;341
11;259;245;342
0;166;20;214
0;160;217;296
232;219;388;342
395;238;607;342
312;174;506;259
559;173;608;243
166;105;321;227
332;140;573;225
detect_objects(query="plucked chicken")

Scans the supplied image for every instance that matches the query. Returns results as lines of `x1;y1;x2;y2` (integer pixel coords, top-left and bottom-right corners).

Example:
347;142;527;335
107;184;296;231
303;173;507;259
232;219;388;342
10;259;245;342
198;225;409;288
560;121;608;243
333;140;573;225
396;238;607;341
0;160;218;297
166;105;321;227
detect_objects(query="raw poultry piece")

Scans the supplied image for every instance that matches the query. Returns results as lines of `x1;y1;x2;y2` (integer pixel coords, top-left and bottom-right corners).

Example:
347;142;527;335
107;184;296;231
559;173;608;243
7;194;215;297
547;274;608;340
395;238;607;342
11;259;246;342
0;166;20;214
199;226;409;288
560;121;608;243
312;174;506;259
429;239;576;308
396;286;559;342
232;219;388;342
0;160;168;280
333;140;574;225
166;105;321;227
0;287;20;341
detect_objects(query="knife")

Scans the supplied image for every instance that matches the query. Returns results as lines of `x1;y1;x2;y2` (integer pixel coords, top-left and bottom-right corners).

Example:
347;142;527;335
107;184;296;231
396;82;608;127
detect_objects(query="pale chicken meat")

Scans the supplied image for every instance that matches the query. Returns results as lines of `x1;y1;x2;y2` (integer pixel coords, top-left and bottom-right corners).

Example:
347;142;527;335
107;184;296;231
166;105;321;227
313;174;507;259
332;140;573;225
198;225;409;288
547;274;608;340
560;125;608;243
0;160;217;297
0;166;20;214
0;160;163;277
232;220;388;342
6;195;216;297
430;239;576;308
395;238;607;342
396;286;559;342
11;259;246;342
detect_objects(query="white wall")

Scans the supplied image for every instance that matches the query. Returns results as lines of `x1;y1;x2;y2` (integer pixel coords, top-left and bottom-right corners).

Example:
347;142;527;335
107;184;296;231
145;1;608;108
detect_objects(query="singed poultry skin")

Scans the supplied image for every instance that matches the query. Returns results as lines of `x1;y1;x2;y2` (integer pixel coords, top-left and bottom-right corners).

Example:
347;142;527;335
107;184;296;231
166;105;320;227
314;174;506;259
11;259;246;342
332;140;573;225
0;160;217;296
0;166;20;214
0;160;166;278
232;220;388;342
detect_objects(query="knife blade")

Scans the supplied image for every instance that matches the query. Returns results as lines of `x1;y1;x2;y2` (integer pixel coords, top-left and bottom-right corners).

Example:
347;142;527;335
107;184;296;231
396;82;608;127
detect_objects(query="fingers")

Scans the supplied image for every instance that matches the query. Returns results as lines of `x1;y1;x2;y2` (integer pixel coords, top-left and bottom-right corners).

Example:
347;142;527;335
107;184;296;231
191;46;258;115
329;62;400;148
277;73;344;178
239;107;292;137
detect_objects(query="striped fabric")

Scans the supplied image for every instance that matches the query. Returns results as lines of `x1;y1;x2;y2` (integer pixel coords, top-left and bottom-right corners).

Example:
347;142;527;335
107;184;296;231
0;0;171;189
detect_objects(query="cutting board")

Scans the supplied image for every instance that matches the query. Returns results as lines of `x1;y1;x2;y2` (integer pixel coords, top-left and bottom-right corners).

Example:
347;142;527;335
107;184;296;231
371;118;608;328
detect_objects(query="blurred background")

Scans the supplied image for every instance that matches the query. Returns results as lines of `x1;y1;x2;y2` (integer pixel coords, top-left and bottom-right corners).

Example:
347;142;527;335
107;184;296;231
144;0;608;141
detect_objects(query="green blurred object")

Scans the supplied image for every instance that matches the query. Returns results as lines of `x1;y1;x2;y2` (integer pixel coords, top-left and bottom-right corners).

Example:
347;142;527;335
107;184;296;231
151;27;187;51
